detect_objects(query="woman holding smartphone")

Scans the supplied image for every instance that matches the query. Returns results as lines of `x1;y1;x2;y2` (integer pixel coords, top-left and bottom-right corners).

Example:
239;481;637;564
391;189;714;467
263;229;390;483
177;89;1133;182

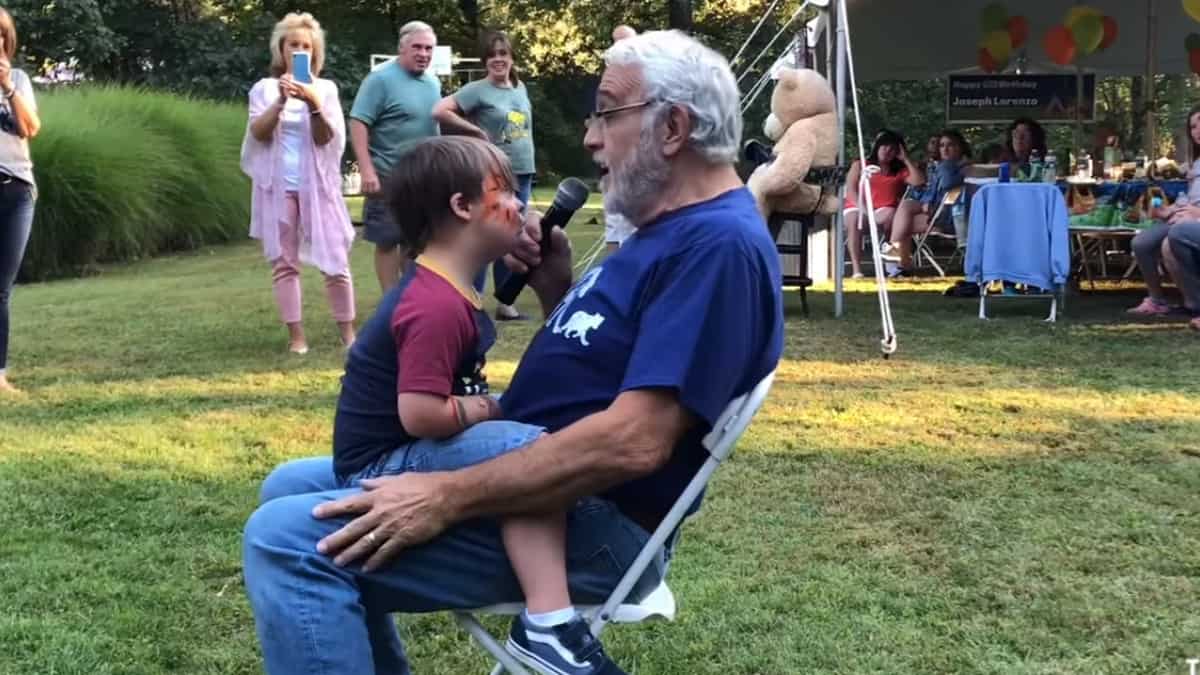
241;12;356;354
433;31;535;320
0;8;40;394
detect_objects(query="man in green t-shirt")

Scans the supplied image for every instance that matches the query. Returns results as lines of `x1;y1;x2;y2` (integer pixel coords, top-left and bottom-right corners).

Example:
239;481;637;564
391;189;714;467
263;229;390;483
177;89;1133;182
350;21;442;291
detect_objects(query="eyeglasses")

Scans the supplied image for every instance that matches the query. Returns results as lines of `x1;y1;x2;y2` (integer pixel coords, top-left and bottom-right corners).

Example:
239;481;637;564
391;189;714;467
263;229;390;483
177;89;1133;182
584;99;663;130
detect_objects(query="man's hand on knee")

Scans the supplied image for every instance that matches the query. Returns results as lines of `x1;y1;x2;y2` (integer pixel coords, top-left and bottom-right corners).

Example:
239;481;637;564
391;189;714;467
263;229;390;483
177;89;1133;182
314;472;454;572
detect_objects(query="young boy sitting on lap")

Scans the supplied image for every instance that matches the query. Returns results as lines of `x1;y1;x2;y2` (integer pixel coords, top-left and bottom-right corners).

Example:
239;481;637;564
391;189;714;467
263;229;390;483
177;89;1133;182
331;135;628;675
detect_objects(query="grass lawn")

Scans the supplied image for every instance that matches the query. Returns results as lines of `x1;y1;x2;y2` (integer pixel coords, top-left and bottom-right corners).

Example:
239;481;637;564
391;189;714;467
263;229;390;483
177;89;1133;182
1;214;1199;674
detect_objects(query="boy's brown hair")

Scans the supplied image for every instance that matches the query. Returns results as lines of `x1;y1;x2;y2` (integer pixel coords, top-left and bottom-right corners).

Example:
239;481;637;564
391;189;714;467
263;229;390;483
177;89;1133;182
386;136;516;257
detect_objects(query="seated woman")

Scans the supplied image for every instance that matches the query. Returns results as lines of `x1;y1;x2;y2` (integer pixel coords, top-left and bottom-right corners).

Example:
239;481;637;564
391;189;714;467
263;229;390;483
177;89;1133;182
1166;220;1200;331
843;129;925;278
904;135;943;205
1001;116;1048;173
1128;105;1200;317
886;129;972;275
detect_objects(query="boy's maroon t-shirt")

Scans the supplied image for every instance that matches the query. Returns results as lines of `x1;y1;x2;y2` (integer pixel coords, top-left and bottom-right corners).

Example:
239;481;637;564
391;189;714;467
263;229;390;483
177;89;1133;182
391;265;483;397
333;260;494;477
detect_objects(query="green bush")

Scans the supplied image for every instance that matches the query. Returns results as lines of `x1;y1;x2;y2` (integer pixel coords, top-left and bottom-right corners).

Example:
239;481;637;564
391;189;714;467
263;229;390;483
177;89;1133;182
21;85;251;280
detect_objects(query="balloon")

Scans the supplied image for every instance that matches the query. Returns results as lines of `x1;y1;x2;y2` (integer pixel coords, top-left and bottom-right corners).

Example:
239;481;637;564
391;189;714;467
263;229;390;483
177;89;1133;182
1099;16;1118;50
1185;0;1200;24
1190;49;1200;75
1065;6;1103;28
1071;14;1105;55
981;30;1013;63
1007;15;1030;49
980;2;1008;33
979;48;998;73
1044;24;1077;65
1187;32;1200;52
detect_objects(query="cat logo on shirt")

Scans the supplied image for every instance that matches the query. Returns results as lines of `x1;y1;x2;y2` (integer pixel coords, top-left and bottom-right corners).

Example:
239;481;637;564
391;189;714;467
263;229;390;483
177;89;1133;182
547;267;605;347
558;311;604;346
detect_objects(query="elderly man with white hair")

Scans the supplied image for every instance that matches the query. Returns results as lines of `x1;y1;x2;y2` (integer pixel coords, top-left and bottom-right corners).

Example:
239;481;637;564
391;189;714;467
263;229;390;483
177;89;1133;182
242;30;784;675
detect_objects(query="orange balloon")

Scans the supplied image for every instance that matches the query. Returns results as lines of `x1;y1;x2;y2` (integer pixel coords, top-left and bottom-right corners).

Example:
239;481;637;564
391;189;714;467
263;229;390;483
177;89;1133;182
1044;24;1077;65
1007;15;1030;49
1099;16;1118;50
979;47;998;73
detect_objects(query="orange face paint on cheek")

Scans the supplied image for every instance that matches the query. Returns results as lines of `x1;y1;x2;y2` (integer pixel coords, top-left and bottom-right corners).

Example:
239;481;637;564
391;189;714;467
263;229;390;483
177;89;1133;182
482;175;520;229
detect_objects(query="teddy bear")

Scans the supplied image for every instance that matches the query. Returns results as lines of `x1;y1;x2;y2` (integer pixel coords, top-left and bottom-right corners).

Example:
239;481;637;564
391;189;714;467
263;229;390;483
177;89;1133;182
745;67;840;219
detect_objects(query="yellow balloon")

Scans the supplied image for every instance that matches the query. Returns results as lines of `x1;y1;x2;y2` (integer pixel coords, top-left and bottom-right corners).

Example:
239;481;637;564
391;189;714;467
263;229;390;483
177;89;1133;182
1186;0;1200;23
1065;5;1103;28
981;29;1013;63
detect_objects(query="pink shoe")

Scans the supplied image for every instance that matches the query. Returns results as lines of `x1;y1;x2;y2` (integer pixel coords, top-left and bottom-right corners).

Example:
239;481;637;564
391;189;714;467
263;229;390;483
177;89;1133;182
1126;297;1171;316
1190;316;1200;332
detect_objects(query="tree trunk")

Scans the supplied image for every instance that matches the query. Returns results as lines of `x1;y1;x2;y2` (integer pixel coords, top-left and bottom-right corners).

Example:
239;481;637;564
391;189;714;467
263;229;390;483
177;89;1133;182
668;0;693;32
1129;75;1145;154
459;0;480;37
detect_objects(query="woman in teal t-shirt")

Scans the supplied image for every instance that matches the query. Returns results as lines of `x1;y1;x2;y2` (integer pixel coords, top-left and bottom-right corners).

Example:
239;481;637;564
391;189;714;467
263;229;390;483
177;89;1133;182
434;31;535;319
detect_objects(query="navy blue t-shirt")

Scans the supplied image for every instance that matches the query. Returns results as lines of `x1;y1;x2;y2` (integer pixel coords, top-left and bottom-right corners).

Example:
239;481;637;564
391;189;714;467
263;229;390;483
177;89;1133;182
500;187;784;524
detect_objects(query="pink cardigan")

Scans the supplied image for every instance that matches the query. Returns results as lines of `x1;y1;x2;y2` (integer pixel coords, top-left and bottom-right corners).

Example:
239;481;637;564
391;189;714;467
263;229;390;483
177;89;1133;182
240;77;355;276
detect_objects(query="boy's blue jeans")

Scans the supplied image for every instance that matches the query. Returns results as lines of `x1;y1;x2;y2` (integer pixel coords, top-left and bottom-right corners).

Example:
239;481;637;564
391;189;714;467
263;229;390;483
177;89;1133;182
243;420;666;675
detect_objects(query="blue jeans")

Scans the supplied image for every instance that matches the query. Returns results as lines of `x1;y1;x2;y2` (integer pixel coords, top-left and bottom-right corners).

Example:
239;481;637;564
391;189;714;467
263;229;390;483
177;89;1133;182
243;420;665;675
475;173;534;295
1167;221;1200;309
0;179;34;372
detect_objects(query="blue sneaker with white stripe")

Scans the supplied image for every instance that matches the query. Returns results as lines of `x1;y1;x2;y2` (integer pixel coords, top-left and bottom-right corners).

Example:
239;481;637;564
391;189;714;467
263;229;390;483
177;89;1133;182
505;613;628;675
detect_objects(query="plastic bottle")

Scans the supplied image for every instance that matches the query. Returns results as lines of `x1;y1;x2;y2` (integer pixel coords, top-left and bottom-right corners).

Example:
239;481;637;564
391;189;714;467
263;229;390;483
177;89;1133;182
1029;149;1043;183
1135;152;1149;179
1044;152;1058;184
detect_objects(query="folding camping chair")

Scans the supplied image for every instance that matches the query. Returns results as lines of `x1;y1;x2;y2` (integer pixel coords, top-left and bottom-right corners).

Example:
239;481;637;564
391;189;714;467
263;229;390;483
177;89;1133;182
452;370;778;675
911;186;965;277
968;183;1069;323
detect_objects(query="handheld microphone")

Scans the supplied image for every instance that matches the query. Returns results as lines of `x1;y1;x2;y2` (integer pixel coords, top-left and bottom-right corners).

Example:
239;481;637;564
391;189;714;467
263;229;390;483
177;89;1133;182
495;177;591;305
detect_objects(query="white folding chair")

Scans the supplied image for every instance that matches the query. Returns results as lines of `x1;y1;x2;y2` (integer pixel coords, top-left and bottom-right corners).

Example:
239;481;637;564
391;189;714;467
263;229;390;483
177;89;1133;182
452;370;778;675
911;186;964;277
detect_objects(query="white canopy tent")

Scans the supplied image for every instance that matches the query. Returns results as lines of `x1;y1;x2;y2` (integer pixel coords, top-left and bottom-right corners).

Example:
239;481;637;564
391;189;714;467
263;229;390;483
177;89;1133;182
774;0;1195;353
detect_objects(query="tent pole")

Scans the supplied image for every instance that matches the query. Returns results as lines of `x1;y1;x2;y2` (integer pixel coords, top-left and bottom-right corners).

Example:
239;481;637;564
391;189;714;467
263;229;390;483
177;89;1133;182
1075;65;1083;167
1145;0;1158;156
834;0;846;318
824;9;833;78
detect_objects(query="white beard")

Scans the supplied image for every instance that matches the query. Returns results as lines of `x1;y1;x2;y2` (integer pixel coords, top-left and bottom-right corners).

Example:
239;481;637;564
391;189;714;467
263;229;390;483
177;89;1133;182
603;125;671;226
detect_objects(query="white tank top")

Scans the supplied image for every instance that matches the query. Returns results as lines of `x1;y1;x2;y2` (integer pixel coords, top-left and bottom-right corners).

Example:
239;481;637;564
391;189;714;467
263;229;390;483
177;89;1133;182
279;98;307;190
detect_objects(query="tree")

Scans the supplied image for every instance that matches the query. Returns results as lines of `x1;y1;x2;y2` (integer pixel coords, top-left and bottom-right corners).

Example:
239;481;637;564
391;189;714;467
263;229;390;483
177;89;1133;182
7;0;118;76
668;0;692;32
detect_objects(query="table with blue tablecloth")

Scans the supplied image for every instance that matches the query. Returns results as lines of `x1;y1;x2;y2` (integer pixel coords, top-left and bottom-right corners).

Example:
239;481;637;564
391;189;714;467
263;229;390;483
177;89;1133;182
964;178;1188;210
1058;179;1186;287
961;178;1187;288
1078;179;1188;204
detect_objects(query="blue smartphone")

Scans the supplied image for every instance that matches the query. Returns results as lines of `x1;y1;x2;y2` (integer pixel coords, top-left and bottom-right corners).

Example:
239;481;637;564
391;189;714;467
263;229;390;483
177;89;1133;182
292;51;312;84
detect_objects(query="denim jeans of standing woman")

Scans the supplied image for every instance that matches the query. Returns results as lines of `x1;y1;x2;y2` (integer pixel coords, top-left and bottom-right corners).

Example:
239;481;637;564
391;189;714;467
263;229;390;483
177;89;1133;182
0;177;34;385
